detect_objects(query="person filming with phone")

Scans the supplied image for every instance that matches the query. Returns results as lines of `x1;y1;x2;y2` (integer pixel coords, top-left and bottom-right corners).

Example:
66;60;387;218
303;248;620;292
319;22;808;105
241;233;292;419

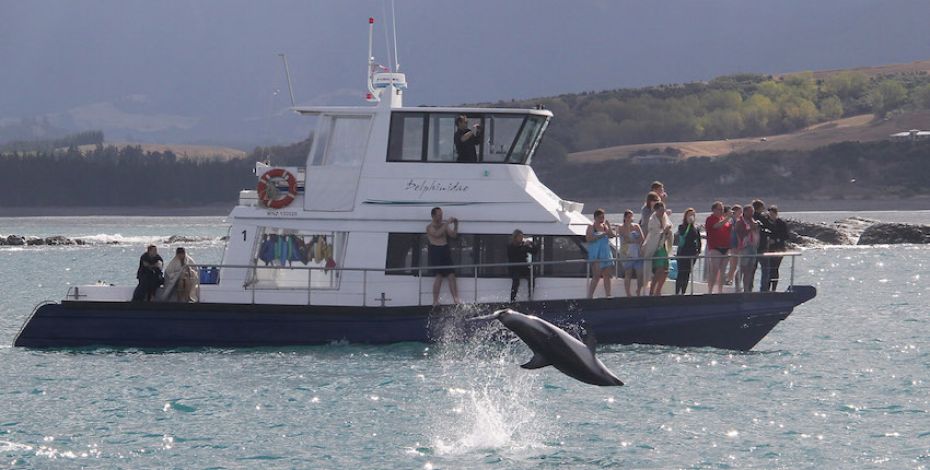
454;114;481;162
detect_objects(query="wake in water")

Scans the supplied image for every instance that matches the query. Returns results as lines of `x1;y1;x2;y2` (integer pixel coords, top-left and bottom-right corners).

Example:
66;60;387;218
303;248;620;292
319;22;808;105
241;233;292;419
423;305;553;457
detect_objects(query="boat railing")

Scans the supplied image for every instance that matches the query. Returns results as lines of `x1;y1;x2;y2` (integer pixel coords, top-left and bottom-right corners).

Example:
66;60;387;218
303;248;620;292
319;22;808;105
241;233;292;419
179;251;802;306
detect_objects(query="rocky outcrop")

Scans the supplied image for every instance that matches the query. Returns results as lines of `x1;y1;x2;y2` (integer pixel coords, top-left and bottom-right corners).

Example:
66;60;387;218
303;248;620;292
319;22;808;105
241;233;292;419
1;234;218;247
858;223;930;245
784;217;930;246
785;219;852;246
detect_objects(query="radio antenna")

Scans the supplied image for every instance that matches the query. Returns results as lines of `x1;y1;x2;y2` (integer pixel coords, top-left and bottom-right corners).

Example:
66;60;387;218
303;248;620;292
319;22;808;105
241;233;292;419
366;17;377;101
391;0;400;71
380;1;393;71
277;53;296;107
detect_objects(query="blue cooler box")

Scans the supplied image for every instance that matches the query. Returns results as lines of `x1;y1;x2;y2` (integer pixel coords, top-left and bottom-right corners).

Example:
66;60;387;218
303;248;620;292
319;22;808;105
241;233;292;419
199;266;220;284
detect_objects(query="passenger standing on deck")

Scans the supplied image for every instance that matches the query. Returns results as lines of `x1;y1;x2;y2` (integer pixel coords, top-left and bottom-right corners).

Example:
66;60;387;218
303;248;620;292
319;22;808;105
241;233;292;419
752;199;776;291
705;201;732;294
675;208;702;295
725;204;742;287
766;206;789;291
507;229;539;303
651;181;668;206
639;191;661;237
427;207;461;306
618;210;645;297
133;245;163;302
586;208;616;299
454;115;481;163
643;202;673;296
735;205;760;293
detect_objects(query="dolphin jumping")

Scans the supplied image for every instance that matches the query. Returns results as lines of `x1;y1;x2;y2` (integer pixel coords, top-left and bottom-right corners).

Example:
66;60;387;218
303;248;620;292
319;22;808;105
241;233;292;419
472;308;624;386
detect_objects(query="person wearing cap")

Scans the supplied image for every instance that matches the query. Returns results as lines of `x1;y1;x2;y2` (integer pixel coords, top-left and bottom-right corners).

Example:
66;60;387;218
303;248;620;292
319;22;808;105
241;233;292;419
506;229;539;303
133;245;163;301
159;247;200;302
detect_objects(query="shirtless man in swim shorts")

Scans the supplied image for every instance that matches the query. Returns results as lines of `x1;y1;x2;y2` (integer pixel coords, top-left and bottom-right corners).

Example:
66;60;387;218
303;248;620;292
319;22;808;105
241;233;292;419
427;207;461;306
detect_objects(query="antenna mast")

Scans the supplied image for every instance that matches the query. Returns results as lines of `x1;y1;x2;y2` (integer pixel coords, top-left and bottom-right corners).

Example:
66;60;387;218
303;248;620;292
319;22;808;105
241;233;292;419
366;17;378;101
391;0;400;71
277;53;297;107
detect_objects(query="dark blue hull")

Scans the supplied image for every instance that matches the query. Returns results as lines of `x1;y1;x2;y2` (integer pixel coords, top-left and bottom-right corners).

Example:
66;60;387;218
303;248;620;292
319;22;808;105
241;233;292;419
14;286;815;351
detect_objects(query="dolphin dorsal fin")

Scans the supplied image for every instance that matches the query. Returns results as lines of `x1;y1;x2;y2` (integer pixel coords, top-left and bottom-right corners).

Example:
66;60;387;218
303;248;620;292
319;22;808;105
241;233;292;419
521;354;552;370
584;332;598;355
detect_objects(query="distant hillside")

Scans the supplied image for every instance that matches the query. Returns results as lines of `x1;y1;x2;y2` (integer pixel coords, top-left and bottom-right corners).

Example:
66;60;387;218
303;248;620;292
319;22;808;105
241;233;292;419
493;59;930;171
568;111;930;162
77;142;246;160
778;59;930;80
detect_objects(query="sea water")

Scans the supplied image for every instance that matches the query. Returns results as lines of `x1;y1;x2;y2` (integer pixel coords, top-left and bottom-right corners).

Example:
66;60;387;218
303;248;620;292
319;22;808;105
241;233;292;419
0;214;928;468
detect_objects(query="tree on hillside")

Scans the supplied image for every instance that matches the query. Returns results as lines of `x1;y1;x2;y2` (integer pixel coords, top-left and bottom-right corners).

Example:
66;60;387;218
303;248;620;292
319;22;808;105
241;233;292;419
819;95;844;120
914;83;930;109
783;73;818;101
778;95;819;130
741;94;778;135
823;72;869;100
868;79;908;116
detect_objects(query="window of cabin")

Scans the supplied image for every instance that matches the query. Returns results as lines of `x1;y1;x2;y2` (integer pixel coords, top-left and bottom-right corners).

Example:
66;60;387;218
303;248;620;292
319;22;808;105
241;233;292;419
509;116;546;163
249;228;347;289
483;115;525;163
387;113;426;161
426;114;460;162
539;235;588;278
386;233;547;278
307;115;371;167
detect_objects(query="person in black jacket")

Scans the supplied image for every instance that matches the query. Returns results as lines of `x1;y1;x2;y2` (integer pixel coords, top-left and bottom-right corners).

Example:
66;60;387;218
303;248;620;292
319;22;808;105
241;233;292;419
133;245;164;301
765;206;789;291
507;229;539;303
675;208;702;295
752;199;777;291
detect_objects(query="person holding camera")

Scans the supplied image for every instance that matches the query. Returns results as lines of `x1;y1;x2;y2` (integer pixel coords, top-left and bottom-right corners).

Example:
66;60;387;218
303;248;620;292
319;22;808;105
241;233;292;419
586;208;617;298
454;114;481;162
507;229;539;303
735;204;761;293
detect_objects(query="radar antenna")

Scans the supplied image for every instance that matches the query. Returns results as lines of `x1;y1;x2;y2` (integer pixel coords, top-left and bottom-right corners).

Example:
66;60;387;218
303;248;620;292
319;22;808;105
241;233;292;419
365;15;407;104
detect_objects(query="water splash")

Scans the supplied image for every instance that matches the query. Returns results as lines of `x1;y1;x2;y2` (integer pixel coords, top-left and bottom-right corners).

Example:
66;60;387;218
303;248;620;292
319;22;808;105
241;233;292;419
424;304;551;456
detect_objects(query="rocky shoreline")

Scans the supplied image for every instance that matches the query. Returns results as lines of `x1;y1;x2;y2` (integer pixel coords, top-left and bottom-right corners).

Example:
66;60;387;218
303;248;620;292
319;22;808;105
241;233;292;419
0;234;224;247
787;217;930;247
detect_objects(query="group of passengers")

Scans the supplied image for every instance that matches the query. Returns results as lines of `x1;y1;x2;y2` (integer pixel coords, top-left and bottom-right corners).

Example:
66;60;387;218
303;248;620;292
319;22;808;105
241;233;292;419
133;245;200;303
426;187;790;305
705;199;789;294
579;182;790;299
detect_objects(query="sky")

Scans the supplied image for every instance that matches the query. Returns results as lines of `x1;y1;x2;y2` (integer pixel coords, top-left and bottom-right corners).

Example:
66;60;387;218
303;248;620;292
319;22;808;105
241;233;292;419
2;0;930;147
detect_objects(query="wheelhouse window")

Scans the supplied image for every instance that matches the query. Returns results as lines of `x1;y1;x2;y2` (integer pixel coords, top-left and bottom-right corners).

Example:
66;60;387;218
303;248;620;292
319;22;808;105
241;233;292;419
308;115;372;167
249;228;346;289
387;111;547;164
387;113;425;161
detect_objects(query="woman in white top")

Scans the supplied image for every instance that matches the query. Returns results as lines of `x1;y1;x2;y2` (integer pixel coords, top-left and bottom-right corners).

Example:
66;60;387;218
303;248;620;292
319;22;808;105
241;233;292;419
642;202;673;296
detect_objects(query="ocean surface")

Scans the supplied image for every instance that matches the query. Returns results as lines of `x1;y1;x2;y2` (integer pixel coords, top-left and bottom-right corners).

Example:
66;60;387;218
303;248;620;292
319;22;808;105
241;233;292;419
1;213;928;469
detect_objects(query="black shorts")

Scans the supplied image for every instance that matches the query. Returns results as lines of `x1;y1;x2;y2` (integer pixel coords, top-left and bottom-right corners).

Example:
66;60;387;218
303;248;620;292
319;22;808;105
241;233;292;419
428;243;454;276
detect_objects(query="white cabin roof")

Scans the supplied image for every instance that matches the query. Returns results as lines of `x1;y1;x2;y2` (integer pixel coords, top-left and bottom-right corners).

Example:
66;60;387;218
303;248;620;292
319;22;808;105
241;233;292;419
294;105;553;117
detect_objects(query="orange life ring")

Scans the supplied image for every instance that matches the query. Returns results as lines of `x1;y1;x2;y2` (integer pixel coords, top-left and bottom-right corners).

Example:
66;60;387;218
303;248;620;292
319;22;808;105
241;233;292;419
256;168;298;209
